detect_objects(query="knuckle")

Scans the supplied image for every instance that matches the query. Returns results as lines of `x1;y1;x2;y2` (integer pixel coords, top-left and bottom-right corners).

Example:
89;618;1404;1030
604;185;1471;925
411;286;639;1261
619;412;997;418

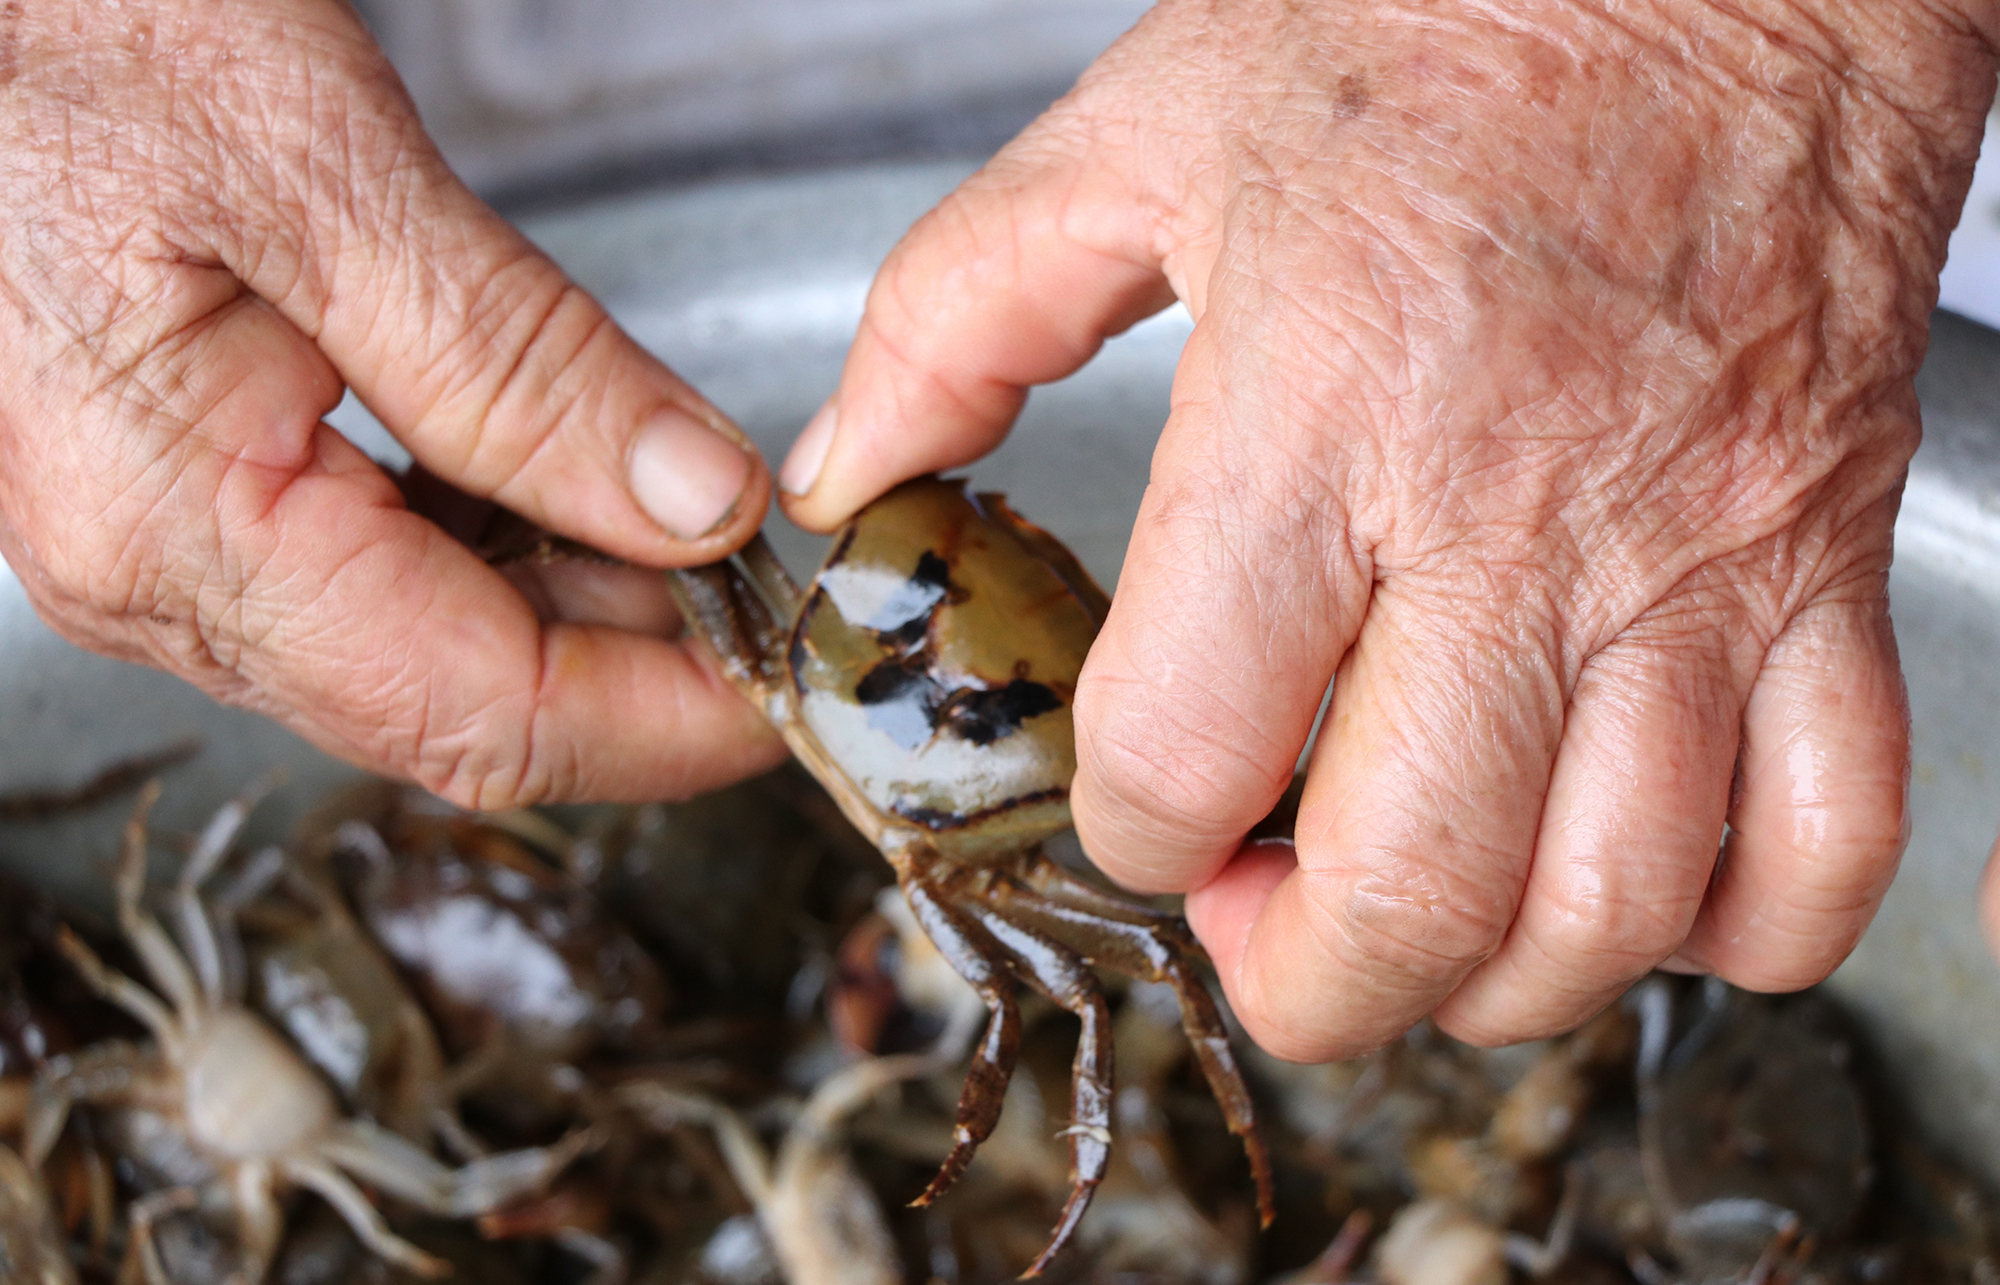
406;646;580;813
1436;1005;1561;1050
1320;849;1518;990
414;730;537;814
427;269;621;494
1704;888;1878;995
1533;882;1703;975
1712;943;1847;994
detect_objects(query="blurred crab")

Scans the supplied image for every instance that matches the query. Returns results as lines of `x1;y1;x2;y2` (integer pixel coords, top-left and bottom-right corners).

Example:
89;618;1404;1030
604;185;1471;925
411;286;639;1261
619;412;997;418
665;476;1272;1271
25;785;592;1283
0;1139;74;1285
1622;977;1871;1284
307;785;674;1118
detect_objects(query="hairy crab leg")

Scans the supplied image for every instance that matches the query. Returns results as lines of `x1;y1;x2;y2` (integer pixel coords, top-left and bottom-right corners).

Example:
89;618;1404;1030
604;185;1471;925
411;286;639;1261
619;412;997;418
667;550;792;707
207;843;288;1006
173;774;280;1006
1001;857;1276;1224
231;1161;287;1284
317;1119;597;1217
24;1040;158;1167
0;738;200;822
667;552;892;849
898;868;1024;1207
121;1186;197;1285
24;1040;139;1160
738;534;803;617
281;1155;449;1279
114;787;204;1021
50;930;179;1058
1015;856;1192;934
958;901;1114;1277
614;1082;773;1204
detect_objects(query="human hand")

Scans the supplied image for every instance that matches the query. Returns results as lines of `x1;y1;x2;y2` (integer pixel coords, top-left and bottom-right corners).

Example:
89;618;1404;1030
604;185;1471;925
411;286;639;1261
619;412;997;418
779;0;1998;1056
0;0;785;807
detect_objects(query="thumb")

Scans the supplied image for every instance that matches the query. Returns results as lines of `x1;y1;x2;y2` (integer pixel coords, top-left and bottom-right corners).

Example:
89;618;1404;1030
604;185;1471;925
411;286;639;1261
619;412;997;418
205;37;768;565
778;147;1175;531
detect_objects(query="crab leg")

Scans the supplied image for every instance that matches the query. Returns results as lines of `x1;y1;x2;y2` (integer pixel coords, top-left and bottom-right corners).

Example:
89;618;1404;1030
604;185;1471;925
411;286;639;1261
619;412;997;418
959;901;1113;1277
114;787;204;1020
738;534;803;617
667;554;894;849
1001;856;1276;1224
898;868;1024;1207
120;1186;197;1285
318;1119;596;1217
25;1040;161;1166
667;555;791;705
0;738;200;822
173;774;280;1006
282;1156;449;1279
51;931;179;1058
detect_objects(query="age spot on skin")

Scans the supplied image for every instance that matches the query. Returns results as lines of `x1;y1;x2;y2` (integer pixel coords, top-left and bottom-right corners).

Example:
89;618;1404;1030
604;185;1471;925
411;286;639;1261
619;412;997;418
1334;73;1371;119
0;2;22;87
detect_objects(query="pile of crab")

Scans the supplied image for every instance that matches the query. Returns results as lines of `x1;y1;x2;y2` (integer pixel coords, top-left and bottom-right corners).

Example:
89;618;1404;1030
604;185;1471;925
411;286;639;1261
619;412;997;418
0;478;1995;1284
0;766;1994;1285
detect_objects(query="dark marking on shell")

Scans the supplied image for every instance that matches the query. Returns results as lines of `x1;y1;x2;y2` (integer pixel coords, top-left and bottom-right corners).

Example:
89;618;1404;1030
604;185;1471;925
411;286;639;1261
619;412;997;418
894;786;1069;832
933;679;1063;747
863;550;954;650
854;659;1062;751
854;655;949;750
843;545;1063;750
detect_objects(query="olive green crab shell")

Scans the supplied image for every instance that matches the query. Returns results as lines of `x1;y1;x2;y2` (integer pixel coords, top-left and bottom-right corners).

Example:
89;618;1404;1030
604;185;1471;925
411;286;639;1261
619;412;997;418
789;477;1106;857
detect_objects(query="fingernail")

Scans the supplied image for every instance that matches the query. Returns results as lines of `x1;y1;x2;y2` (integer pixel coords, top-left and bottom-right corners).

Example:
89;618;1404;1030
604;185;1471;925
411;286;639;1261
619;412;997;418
779;401;837;497
629;407;754;540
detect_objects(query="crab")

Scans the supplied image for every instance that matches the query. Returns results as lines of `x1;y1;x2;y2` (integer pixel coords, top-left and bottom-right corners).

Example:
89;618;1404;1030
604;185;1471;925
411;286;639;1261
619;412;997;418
0;1140;74;1285
664;475;1273;1272
23;785;592;1283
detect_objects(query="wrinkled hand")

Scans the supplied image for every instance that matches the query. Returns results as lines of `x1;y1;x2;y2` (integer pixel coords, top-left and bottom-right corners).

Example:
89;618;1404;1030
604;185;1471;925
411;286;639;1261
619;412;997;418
781;0;1999;1055
0;1;784;806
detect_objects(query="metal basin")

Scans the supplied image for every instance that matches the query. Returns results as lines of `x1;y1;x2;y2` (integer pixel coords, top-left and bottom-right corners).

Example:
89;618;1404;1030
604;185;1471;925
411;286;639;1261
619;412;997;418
5;159;2000;1181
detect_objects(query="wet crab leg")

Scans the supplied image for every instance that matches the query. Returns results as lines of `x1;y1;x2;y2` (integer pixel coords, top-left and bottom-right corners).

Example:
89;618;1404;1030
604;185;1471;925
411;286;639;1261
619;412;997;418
737;534;803;617
316;1119;598;1217
898;868;1025;1207
0;737;200;822
957;898;1115;1277
1004;856;1276;1224
667;553;893;850
667;558;791;707
55;928;180;1049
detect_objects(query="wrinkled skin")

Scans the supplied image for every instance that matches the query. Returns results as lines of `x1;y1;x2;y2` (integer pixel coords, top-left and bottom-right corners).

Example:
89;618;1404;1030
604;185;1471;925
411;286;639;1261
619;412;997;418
0;0;781;809
778;0;2000;1055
